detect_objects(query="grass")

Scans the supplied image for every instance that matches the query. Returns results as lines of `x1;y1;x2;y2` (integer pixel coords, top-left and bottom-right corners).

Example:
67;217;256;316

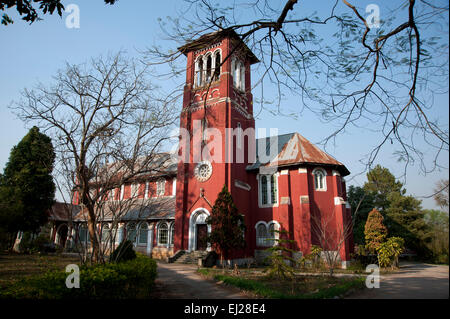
197;268;365;299
0;252;79;289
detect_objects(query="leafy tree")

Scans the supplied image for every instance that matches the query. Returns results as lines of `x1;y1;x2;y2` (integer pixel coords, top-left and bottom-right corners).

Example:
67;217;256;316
423;209;449;263
1;0;116;25
384;191;431;256
364;165;404;211
0;126;55;240
206;185;246;268
364;209;387;254
363;165;432;256
377;237;404;269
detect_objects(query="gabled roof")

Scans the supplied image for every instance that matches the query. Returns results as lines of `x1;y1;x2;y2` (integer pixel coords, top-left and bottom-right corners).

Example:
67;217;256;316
178;29;260;64
246;132;350;176
48;202;80;221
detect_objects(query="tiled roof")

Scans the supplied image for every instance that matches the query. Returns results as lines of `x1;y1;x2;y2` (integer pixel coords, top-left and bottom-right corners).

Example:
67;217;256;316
246;132;350;176
73;197;175;222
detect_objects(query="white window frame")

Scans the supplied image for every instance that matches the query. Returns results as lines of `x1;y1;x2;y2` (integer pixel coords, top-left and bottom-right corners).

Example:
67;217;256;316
156;178;166;197
157;222;169;247
255;221;280;247
137;222;149;246
312;167;327;191
258;173;279;208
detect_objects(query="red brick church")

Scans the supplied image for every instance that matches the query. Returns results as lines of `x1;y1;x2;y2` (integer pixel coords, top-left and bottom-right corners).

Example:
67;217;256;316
172;30;353;267
35;30;354;267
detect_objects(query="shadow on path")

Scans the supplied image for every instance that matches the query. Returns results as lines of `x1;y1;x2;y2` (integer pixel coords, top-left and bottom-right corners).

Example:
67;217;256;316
150;261;246;299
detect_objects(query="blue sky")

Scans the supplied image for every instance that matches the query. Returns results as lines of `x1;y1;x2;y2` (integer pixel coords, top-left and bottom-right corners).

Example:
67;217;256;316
0;0;448;210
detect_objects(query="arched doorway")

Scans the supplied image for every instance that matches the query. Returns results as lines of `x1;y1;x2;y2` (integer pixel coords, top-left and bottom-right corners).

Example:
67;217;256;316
188;208;211;252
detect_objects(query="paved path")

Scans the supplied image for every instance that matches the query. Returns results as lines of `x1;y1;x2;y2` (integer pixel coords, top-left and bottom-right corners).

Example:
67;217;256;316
151;262;246;299
347;262;449;299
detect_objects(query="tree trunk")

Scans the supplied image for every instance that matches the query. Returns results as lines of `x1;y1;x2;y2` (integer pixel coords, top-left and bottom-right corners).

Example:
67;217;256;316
87;206;100;263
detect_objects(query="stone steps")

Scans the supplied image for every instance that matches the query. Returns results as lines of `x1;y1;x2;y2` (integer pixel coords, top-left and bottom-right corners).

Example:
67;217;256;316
173;250;208;264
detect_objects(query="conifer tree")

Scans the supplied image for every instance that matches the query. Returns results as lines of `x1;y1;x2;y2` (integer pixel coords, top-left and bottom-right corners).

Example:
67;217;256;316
206;185;246;268
0;126;55;237
364;209;388;254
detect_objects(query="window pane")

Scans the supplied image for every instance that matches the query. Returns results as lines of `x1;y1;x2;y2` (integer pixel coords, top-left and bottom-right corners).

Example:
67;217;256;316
261;176;268;205
271;175;277;203
127;224;136;242
139;223;148;244
159;224;168;245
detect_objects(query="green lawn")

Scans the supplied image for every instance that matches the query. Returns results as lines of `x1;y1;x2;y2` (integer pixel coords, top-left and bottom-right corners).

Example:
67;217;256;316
198;267;366;299
0;253;79;289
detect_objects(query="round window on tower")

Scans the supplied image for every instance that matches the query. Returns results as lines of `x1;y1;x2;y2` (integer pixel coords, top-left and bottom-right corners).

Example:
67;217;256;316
194;161;213;182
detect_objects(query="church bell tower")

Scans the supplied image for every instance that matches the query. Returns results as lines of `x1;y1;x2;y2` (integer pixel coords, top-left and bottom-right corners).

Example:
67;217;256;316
173;30;259;252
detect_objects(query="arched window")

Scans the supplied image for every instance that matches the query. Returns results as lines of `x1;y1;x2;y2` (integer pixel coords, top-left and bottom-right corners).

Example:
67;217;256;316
169;222;175;246
138;222;148;245
158;222;168;245
205;54;212;83
256;224;267;246
239;62;245;91
157;178;165;197
268;223;276;246
313;168;327;191
213;51;221;81
101;224;110;243
195;57;204;87
79;224;89;243
126;223;137;243
255;222;279;247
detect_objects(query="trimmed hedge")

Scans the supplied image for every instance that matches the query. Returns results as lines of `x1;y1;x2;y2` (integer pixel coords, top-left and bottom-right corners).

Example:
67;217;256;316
0;254;157;299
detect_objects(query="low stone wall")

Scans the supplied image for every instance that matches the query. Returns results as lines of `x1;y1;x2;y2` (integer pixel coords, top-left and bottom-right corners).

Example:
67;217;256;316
150;246;174;260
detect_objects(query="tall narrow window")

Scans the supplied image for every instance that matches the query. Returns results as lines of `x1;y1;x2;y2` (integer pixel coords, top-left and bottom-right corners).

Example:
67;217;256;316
270;175;277;204
101;224;110;243
157;178;165;197
256;224;267;246
240;63;246;91
201;118;208;142
259;174;278;206
138;222;148;245
260;175;268;205
205;55;212;83
237;122;242;149
169;223;175;246
213;51;221;81
196;57;204;87
127;223;137;243
158;223;168;245
268;223;276;246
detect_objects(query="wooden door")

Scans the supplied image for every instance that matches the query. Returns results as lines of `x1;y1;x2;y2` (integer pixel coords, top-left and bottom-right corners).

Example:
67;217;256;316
196;224;208;250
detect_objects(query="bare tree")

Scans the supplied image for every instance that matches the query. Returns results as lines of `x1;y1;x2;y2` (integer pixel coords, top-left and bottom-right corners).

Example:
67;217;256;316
145;0;449;178
12;52;178;263
310;207;353;276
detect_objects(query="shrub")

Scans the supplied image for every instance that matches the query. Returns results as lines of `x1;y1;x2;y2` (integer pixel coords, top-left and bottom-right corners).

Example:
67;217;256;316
0;254;157;299
377;237;404;268
109;240;136;263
